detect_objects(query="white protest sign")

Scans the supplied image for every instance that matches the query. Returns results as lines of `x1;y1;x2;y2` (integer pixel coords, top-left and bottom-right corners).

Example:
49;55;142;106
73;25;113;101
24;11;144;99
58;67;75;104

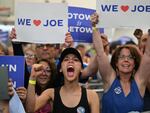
96;0;150;28
15;2;68;44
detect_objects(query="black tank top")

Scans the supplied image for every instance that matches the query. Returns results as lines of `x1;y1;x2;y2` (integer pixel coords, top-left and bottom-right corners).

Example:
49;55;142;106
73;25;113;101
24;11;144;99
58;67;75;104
53;86;90;113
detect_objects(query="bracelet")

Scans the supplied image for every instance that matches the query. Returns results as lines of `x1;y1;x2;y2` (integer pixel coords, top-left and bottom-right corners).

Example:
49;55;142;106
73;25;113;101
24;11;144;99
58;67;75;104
92;27;97;31
29;79;36;85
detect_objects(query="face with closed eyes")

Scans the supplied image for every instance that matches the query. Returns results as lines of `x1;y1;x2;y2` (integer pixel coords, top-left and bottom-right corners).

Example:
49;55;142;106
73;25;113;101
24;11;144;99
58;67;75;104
60;54;82;82
116;48;135;75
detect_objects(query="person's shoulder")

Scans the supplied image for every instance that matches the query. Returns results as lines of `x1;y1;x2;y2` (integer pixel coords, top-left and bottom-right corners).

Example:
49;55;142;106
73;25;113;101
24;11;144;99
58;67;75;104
42;88;54;98
45;88;54;93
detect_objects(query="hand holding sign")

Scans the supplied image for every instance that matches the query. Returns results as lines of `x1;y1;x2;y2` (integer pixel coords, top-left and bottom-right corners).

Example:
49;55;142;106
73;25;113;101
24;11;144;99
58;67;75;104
8;79;14;97
9;28;17;40
64;32;74;47
16;87;27;103
90;12;99;27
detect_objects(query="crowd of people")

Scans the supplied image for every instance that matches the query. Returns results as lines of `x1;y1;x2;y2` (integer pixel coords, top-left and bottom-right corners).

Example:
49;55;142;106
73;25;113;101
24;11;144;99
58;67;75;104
0;12;149;113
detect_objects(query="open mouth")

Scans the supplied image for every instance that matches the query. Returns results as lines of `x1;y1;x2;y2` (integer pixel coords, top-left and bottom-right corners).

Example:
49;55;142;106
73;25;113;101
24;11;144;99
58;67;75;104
67;66;74;77
121;64;130;68
39;76;48;80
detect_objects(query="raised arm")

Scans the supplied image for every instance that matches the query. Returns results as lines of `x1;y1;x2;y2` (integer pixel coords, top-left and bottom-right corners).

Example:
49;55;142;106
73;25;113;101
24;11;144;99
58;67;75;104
26;64;53;112
91;13;115;90
9;28;24;56
82;24;110;79
9;28;30;88
82;55;98;78
135;32;150;96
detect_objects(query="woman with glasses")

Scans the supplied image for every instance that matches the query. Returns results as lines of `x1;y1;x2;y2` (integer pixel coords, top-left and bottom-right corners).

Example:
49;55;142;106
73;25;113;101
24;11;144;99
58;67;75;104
24;47;37;73
91;12;150;113
16;59;57;113
34;59;56;113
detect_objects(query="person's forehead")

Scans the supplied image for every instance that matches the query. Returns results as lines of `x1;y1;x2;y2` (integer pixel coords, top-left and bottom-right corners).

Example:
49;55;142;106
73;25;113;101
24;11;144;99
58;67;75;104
120;48;131;54
64;53;77;58
36;44;54;47
39;61;50;67
25;49;35;53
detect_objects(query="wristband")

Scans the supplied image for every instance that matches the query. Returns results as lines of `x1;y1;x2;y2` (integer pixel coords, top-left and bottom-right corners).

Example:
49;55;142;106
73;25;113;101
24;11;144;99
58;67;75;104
29;79;36;85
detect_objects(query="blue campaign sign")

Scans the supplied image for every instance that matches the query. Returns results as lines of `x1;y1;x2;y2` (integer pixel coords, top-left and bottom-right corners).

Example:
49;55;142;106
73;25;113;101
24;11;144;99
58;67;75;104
68;6;104;43
0;56;25;88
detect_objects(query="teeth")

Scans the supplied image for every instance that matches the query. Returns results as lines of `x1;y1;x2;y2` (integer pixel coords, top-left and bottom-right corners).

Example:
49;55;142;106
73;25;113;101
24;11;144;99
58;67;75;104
68;66;73;68
122;64;129;68
39;77;46;79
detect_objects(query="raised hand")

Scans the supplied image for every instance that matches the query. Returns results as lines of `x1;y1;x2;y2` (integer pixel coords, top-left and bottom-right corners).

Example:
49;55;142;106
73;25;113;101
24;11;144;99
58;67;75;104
133;29;143;40
16;87;27;103
64;32;74;47
30;64;43;80
8;79;14;97
9;28;17;40
90;12;99;27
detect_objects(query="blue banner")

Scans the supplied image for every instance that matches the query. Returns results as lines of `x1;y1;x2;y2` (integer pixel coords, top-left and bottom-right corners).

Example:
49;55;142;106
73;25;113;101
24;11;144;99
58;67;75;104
0;56;25;88
68;6;104;43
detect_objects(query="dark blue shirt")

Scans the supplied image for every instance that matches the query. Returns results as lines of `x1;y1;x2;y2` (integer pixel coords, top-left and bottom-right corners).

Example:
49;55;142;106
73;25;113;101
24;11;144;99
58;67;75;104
102;77;143;113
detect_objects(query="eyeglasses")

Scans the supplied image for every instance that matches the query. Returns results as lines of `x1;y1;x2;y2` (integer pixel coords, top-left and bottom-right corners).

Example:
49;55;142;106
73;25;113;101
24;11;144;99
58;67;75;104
36;44;54;48
43;67;51;75
25;53;35;59
118;55;134;61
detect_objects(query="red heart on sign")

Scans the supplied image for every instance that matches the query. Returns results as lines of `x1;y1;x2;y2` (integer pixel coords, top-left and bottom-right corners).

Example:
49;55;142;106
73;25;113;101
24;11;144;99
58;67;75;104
33;20;41;26
120;5;129;12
